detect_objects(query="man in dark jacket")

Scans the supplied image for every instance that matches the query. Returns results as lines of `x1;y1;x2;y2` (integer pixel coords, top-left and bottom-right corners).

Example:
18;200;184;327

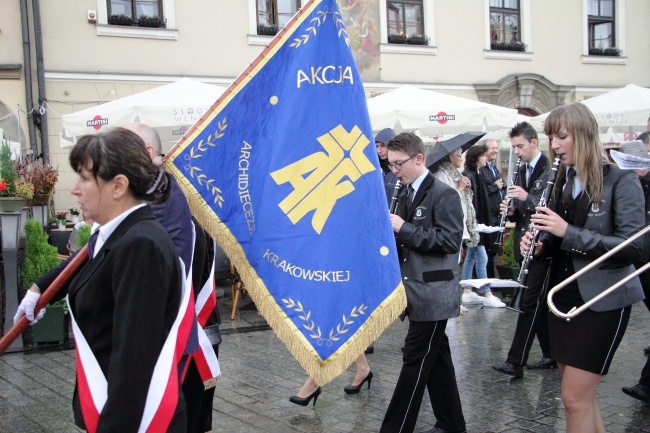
375;127;399;203
492;122;556;378
480;139;505;277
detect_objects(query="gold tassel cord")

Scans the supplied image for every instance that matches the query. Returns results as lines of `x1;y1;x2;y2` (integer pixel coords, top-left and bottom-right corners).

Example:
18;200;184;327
202;375;221;390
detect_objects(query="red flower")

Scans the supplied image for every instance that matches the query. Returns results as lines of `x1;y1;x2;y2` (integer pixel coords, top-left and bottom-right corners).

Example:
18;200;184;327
0;181;7;192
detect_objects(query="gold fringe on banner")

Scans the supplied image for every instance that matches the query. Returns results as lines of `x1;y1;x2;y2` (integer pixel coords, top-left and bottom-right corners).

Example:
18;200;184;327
165;163;407;386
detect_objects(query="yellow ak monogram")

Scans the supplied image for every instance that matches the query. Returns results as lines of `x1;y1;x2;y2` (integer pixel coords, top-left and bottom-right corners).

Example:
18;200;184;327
270;125;375;234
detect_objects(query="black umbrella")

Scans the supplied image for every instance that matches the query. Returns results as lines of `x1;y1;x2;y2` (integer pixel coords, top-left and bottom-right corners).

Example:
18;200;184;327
425;131;486;169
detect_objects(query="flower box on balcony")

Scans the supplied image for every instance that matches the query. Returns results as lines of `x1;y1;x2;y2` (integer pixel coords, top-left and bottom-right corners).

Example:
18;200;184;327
108;14;134;26
388;34;408;44
257;25;279;36
137;15;166;28
407;35;430;46
491;41;527;52
589;47;621;57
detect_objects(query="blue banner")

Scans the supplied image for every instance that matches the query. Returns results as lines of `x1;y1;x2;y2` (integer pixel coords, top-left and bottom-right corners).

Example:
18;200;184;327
166;0;405;384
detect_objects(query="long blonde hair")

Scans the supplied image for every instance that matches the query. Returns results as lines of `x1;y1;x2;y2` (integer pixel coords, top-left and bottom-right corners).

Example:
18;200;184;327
544;102;607;204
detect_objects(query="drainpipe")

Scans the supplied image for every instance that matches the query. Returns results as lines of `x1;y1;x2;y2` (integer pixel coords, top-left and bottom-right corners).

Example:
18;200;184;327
31;0;49;163
20;0;37;155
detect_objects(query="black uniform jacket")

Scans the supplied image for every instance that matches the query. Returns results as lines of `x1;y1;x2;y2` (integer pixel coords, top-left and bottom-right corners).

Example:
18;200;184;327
395;173;464;321
67;206;185;432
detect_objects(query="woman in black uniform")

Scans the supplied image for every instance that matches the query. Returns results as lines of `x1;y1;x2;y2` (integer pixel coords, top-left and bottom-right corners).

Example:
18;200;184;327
522;102;645;432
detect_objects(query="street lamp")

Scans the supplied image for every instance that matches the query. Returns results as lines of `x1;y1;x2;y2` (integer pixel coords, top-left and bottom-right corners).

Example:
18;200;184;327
31;204;48;228
1;211;23;352
1;212;22;250
20;207;31;238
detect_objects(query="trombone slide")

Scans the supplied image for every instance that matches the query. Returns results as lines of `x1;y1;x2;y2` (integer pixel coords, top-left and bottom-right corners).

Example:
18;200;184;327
547;224;650;321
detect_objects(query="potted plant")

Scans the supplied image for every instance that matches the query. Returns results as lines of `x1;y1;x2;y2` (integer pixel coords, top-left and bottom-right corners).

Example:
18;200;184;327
55;211;67;229
15;181;35;201
407;35;429;46
589;47;621;56
495;228;520;296
388;33;408;44
137;15;166;28
0;142;23;212
491;41;527;52
257;24;278;36
69;207;80;224
108;14;134;26
21;219;66;346
17;157;58;205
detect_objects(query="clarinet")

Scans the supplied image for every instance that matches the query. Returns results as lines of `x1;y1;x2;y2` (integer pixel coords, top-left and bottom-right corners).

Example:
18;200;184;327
389;179;402;214
494;157;522;248
516;156;561;288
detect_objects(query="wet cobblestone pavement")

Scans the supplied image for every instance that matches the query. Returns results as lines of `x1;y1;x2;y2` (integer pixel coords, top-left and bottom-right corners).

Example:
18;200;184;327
2;287;650;432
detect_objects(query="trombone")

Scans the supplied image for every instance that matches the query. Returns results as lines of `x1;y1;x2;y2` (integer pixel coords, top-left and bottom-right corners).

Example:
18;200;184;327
547;224;650;321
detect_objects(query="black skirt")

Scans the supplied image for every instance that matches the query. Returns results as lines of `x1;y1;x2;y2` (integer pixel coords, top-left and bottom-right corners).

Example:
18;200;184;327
548;282;630;375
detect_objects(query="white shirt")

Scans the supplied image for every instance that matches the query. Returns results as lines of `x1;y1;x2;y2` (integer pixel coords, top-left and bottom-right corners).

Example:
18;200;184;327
410;170;429;197
526;151;541;172
93;204;146;257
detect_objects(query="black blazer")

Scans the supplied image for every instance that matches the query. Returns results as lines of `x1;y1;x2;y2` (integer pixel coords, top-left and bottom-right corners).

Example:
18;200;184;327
395;173;464;321
479;162;505;217
541;165;645;312
67;206;185;432
510;153;552;262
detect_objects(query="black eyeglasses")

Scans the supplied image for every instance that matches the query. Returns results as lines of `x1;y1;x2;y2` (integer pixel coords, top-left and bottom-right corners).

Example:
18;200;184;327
387;154;416;170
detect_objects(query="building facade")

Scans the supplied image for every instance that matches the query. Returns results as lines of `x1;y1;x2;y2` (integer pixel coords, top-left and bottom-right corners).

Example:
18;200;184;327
1;0;648;210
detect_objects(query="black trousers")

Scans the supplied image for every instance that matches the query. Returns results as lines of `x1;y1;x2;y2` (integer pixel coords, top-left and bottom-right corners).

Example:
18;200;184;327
381;320;465;433
486;215;500;278
506;259;552;366
182;345;219;433
635;264;650;387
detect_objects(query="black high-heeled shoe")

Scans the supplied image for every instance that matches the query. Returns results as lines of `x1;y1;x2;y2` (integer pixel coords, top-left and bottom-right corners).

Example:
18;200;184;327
344;370;373;394
289;386;321;406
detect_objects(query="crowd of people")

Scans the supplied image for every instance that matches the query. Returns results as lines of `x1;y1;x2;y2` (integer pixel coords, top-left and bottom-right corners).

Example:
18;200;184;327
10;109;650;433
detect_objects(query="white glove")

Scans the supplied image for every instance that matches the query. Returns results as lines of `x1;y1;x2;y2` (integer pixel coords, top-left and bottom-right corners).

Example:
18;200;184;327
13;290;45;326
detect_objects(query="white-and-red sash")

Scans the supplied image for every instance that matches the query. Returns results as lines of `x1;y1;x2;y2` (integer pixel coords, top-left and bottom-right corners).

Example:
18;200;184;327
71;257;194;433
190;240;221;388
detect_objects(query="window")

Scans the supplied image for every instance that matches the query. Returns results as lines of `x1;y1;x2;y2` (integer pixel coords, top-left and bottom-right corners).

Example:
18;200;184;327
96;0;176;39
387;1;424;37
588;0;615;49
489;0;520;45
257;0;300;32
380;0;436;54
108;0;162;19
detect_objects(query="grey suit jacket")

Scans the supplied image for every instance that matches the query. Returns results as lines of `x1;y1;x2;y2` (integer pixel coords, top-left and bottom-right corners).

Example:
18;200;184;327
395;173;464;321
543;164;645;312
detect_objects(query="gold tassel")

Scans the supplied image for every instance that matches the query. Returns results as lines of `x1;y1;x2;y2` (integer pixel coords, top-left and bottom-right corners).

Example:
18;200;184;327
202;375;221;390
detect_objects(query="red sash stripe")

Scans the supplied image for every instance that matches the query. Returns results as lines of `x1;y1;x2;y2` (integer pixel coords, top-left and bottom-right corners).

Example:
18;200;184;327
71;257;193;433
